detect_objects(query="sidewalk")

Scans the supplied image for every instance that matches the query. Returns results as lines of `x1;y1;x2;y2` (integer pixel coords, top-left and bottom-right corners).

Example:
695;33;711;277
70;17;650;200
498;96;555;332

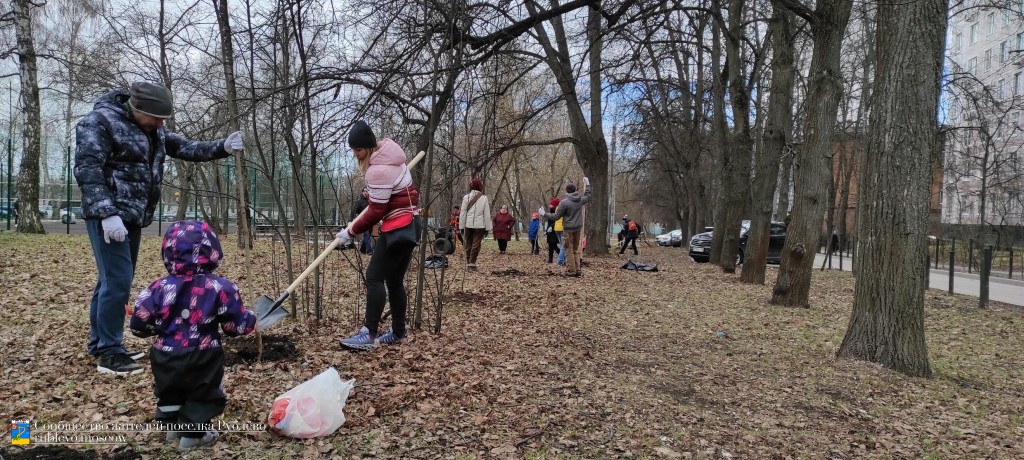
813;253;1024;307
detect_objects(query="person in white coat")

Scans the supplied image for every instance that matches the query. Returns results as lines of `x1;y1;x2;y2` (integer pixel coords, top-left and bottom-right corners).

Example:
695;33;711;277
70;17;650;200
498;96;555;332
459;178;492;270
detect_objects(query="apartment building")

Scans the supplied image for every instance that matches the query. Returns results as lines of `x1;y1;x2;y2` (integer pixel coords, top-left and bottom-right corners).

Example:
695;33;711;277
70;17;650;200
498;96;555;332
944;7;1024;226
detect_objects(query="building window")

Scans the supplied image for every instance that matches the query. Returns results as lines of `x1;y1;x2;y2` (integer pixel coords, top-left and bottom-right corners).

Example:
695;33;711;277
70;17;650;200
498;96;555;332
1018;32;1024;50
988;12;996;34
1005;11;1012;27
956;32;964;51
972;23;980;44
969;57;978;74
1001;41;1009;63
1016;72;1022;95
998;79;1005;100
985;49;992;70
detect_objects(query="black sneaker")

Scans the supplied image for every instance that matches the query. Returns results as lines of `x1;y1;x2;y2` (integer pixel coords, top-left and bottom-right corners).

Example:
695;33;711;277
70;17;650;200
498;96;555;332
97;353;143;376
127;349;145;361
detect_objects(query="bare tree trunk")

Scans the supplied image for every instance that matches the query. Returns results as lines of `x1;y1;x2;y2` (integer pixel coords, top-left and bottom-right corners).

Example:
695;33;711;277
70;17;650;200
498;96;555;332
13;0;44;234
771;0;853;306
774;148;793;221
709;8;728;265
717;0;753;273
527;0;610;255
836;0;947;378
743;2;797;284
214;0;253;250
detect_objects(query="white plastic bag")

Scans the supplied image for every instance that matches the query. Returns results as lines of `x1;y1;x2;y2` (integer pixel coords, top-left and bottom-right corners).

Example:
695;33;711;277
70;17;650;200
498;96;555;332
267;367;355;438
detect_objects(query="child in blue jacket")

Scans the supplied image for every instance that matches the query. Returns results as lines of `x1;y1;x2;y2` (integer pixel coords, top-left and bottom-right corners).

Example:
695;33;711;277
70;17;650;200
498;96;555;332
527;212;541;255
130;220;256;452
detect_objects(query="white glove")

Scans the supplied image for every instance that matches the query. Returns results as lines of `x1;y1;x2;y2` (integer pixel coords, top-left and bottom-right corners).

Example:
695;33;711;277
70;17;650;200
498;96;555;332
101;215;128;243
225;131;244;153
582;176;590;187
538;206;545;216
336;228;353;246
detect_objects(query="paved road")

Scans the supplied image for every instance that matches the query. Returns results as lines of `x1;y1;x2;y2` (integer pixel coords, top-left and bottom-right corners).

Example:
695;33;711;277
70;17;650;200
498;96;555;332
814;253;1023;307
34;220;232;236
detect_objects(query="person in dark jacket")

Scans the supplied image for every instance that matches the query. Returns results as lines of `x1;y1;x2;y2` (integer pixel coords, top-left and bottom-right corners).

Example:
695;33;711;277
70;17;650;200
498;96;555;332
544;200;561;263
130;220;256;452
350;187;374;254
618;215;639;256
75;82;242;376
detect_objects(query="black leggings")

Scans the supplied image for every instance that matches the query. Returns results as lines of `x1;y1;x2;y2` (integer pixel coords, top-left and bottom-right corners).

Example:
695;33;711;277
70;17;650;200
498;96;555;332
546;233;559;262
364;235;415;335
498;239;509;252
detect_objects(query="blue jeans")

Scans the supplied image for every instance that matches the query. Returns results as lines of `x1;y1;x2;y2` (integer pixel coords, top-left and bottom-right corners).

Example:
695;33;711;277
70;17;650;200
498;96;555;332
86;219;142;356
557;234;566;266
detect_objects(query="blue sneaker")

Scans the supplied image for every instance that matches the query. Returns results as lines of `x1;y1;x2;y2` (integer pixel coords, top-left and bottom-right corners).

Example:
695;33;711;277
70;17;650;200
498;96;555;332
378;327;406;346
340;326;377;351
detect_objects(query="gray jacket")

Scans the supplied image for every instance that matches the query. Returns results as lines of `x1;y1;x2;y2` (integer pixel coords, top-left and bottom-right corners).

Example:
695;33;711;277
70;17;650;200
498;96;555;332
547;188;592;231
74;90;230;227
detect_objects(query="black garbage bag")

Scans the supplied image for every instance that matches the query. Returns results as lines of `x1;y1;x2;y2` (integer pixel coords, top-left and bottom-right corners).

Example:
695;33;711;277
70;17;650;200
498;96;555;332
620;259;658;272
424;255;449;269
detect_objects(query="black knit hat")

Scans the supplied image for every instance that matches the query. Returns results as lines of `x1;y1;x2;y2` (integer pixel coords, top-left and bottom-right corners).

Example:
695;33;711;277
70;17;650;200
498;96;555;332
348;120;377;149
128;82;173;119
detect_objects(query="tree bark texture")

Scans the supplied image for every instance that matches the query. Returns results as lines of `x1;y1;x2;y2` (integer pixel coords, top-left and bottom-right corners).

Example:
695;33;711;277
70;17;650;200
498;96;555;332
743;2;796;284
771;0;853;306
836;0;947;378
718;0;754;274
214;0;253;250
13;0;44;234
708;8;728;266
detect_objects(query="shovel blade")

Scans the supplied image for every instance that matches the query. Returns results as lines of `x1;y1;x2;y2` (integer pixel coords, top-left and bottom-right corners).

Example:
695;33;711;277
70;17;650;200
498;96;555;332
254;293;289;331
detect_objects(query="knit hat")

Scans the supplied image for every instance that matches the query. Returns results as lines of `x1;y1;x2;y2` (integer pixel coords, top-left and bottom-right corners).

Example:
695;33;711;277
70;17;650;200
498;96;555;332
470;178;484;191
623;215;629;220
566;183;577;193
549;197;560;208
532;212;539;219
128;82;173;119
348;120;377;149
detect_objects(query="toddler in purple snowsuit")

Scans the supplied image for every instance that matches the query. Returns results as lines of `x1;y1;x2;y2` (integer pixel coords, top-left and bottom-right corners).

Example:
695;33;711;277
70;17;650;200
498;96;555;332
130;220;256;451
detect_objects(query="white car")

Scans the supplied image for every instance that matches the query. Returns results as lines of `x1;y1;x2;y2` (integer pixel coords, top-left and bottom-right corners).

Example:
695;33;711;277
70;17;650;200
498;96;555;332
60;207;83;224
656;229;683;247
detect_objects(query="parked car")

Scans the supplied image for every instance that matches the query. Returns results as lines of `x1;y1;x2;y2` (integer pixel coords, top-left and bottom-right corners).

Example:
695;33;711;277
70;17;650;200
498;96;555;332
60;207;84;224
689;220;787;264
656;229;684;247
38;204;54;219
0;203;13;219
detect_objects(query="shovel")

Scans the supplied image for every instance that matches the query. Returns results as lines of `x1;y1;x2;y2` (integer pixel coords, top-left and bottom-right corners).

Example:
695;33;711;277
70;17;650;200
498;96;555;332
252;150;427;329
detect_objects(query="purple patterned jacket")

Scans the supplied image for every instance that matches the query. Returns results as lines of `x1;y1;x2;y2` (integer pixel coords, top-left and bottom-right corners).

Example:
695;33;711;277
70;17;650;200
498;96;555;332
130;220;256;352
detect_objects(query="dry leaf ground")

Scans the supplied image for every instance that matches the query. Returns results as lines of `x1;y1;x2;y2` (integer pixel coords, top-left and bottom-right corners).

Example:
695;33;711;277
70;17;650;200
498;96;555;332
1;233;1022;459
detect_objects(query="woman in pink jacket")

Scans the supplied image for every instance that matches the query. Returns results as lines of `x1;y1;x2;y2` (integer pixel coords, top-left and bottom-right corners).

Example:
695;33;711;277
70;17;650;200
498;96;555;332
336;121;419;351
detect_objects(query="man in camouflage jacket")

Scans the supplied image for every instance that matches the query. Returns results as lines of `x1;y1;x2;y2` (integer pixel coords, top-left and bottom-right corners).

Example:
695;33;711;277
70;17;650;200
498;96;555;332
74;82;245;376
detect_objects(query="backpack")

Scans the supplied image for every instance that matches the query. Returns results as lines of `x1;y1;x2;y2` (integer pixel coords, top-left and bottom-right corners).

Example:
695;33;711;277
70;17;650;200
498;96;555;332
627;220;638;232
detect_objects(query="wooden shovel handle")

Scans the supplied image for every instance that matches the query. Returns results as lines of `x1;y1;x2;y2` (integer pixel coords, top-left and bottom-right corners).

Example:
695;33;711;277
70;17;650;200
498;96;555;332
283;150;427;295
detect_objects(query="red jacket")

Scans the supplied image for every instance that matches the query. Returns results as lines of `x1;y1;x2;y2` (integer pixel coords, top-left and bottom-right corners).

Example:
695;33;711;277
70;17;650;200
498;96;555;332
492;212;516;240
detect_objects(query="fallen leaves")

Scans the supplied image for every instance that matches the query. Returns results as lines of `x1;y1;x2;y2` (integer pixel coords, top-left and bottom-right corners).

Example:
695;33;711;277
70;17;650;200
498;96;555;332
1;234;1023;459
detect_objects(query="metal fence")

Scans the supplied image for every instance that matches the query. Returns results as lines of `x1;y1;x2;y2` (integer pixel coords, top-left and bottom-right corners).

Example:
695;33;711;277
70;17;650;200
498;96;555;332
929;237;1020;280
